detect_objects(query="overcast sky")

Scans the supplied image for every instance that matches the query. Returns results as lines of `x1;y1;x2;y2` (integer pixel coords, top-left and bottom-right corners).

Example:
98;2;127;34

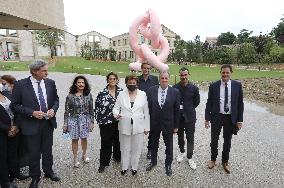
63;0;283;41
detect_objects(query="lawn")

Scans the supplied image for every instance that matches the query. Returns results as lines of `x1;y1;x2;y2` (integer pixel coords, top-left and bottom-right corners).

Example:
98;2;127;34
1;56;283;84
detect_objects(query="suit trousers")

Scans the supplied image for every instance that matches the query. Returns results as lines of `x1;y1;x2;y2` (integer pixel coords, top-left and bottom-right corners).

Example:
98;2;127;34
177;116;195;159
210;114;234;163
147;131;152;150
0;132;18;185
151;130;173;166
26;120;54;177
119;132;144;171
99;122;121;166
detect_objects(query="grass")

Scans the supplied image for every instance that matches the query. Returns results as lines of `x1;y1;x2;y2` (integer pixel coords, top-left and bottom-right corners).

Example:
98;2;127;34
1;57;283;84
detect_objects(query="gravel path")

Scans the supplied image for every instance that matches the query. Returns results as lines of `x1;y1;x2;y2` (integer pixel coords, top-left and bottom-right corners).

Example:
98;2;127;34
3;71;284;188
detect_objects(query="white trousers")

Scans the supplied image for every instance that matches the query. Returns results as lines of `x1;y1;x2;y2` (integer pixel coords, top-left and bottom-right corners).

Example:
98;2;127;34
119;133;144;171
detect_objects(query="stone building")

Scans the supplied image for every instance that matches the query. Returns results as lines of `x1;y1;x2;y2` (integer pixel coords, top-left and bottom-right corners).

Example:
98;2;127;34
0;24;178;61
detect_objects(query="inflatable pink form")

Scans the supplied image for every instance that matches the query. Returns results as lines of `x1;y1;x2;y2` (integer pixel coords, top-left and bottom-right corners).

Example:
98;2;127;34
129;9;170;72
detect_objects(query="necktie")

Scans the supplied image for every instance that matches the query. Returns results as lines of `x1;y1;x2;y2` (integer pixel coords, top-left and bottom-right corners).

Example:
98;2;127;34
161;90;165;108
224;82;229;113
37;81;47;112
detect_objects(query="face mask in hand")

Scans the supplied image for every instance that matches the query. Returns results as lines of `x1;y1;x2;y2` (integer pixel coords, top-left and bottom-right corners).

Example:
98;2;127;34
127;85;136;92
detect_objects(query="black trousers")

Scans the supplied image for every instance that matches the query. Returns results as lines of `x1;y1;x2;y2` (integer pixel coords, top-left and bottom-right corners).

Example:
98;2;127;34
177;117;195;159
0;131;18;185
99;122;121;166
210;114;234;163
26;120;54;177
151;130;173;166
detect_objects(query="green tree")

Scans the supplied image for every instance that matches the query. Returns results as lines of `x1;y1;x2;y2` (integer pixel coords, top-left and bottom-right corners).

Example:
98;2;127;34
237;29;253;43
173;35;187;62
192;35;203;63
271;16;284;44
35;30;64;58
238;43;257;65
217;32;237;45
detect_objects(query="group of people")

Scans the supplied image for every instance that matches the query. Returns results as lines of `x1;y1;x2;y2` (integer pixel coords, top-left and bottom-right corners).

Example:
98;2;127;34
0;60;244;188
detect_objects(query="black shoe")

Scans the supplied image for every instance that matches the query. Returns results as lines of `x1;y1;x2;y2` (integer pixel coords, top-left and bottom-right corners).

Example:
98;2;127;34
165;165;172;176
29;177;40;188
120;170;127;175
2;182;18;188
98;165;105;173
146;163;156;171
131;169;137;176
16;173;29;180
146;150;151;159
44;172;60;182
113;158;121;163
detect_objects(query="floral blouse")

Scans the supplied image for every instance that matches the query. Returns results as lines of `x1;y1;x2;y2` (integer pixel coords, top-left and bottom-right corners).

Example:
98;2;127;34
64;93;94;125
95;86;123;125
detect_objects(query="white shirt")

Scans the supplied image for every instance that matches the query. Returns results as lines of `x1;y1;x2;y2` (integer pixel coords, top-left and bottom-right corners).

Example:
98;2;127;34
30;76;48;110
220;80;231;114
158;86;168;108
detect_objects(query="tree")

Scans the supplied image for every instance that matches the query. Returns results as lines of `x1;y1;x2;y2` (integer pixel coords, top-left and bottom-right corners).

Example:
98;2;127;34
217;32;236;45
35;30;64;58
271;16;284;44
173;35;187;63
237;29;253;43
237;43;257;65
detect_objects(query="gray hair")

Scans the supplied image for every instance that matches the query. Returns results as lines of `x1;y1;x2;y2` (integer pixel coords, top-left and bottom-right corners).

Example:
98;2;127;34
159;71;170;79
29;60;48;74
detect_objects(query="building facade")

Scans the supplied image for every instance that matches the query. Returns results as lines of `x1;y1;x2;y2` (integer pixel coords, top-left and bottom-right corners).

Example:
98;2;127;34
0;24;178;61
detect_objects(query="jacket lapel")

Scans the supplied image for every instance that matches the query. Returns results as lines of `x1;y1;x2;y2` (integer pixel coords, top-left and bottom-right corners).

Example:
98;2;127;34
44;79;50;109
26;77;40;107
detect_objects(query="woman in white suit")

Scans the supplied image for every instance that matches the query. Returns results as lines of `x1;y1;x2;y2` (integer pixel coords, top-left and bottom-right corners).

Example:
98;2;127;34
113;75;150;176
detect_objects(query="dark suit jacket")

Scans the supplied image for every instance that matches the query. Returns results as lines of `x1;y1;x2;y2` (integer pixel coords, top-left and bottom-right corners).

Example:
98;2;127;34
11;77;59;135
205;80;244;125
0;91;12;132
138;74;159;92
173;82;200;123
147;85;180;134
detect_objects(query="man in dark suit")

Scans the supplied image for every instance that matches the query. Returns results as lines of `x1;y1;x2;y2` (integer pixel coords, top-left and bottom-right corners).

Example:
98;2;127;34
11;60;60;188
173;67;200;169
138;62;159;159
146;72;180;176
205;64;244;174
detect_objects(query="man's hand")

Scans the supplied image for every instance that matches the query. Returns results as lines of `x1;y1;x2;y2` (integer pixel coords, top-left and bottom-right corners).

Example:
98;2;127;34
205;120;210;129
236;122;243;130
47;109;55;118
62;125;68;133
32;111;46;119
173;128;178;133
8;125;18;137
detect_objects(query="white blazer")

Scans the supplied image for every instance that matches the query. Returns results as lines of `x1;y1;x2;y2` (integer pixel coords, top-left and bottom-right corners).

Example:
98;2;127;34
113;89;150;135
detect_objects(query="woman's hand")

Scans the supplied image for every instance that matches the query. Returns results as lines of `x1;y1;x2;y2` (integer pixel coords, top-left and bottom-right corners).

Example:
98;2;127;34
8;125;18;137
144;130;149;135
89;123;94;132
115;114;122;120
62;125;68;133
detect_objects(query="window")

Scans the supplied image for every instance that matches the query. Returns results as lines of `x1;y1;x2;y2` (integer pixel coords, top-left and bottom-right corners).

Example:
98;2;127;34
88;36;94;42
123;39;127;45
0;29;6;36
94;36;101;42
148;40;151;45
124;51;127;58
113;41;116;46
130;51;134;58
8;30;16;35
141;36;145;44
118;40;121;46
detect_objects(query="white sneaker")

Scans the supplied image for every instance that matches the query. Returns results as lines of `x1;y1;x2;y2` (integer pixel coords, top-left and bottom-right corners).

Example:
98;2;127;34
176;152;186;162
74;161;80;168
188;159;197;170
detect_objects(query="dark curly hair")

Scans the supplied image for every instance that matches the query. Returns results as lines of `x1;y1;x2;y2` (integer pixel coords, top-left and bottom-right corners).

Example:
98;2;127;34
69;75;90;95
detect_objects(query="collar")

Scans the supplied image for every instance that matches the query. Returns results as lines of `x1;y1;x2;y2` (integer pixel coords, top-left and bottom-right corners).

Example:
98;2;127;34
159;86;168;92
221;79;231;86
30;76;44;83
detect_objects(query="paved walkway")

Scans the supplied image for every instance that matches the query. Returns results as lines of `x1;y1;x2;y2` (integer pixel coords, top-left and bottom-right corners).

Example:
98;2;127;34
3;72;284;188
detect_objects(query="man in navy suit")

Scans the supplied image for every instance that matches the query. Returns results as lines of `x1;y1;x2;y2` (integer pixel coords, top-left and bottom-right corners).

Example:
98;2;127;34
138;62;159;159
173;67;200;169
11;60;60;188
146;72;180;176
205;64;244;174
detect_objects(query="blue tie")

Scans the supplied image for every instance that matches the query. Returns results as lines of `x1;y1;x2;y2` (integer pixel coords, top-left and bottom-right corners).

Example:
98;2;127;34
161;90;165;108
224;83;229;113
37;81;47;112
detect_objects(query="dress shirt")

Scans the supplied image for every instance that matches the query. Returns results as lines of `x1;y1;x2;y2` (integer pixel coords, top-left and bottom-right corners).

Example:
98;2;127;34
30;76;48;110
158;86;168;107
220;79;231;114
